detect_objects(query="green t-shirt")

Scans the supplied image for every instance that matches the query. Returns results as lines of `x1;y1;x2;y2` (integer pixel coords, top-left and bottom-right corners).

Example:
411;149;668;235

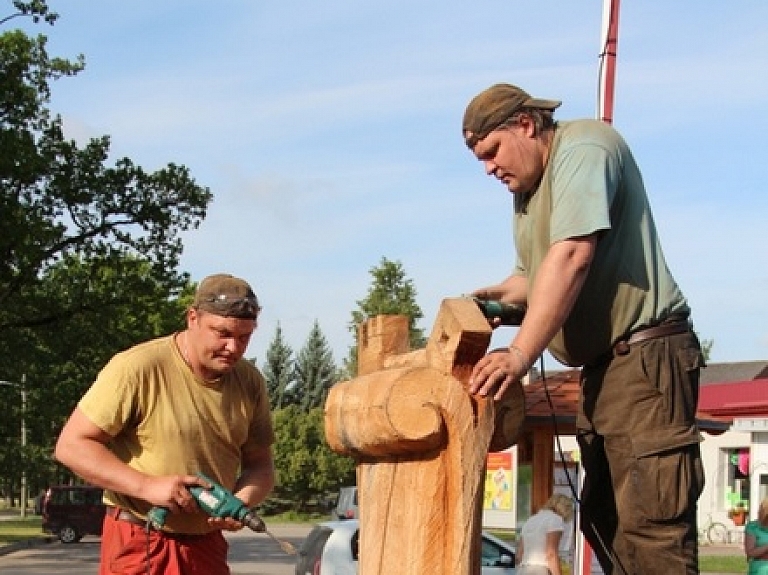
747;520;768;575
78;334;274;533
513;119;689;366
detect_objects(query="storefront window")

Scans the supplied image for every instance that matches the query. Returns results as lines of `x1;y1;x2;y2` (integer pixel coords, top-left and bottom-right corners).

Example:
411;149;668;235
724;447;750;508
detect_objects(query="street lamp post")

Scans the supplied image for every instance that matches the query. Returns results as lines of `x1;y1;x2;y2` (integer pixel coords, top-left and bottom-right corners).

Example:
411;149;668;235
0;375;27;518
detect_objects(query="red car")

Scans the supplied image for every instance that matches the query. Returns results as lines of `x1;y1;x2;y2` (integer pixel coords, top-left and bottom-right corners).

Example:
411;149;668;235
41;485;106;543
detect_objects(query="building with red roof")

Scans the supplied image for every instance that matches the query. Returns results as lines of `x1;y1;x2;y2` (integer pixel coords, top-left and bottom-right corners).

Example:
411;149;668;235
483;361;768;538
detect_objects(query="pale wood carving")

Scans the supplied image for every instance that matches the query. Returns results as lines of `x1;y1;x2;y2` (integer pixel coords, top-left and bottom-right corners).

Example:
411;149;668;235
324;297;525;575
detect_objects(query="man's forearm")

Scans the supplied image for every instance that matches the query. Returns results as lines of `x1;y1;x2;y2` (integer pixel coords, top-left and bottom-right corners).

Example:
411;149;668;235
234;461;275;507
511;236;596;365
55;435;149;498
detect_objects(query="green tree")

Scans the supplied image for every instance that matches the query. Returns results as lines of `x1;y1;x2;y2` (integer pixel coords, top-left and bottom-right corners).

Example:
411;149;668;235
0;3;209;502
271;406;355;511
294;321;337;412
1;8;211;335
344;257;425;377
0;1;57;27
0;256;194;502
261;322;296;409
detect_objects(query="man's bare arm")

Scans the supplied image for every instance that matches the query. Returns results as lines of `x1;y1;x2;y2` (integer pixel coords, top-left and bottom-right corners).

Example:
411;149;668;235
470;234;597;399
54;407;203;512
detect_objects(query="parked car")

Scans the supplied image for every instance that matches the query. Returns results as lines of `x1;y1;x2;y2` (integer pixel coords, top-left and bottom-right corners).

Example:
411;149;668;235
41;485;106;543
295;519;516;575
331;486;358;520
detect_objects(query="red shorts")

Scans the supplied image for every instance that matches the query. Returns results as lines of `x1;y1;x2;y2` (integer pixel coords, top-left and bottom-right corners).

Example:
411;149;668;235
99;511;229;575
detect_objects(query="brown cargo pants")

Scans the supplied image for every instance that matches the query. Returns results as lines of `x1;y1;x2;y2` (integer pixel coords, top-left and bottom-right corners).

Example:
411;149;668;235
577;330;706;575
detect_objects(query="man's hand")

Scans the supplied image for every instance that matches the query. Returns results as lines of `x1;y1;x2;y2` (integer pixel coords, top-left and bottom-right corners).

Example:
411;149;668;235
139;474;209;514
208;516;245;531
468;348;528;401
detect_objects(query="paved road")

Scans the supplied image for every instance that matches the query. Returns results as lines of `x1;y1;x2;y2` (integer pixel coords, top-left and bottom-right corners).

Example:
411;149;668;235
0;524;311;575
0;525;742;575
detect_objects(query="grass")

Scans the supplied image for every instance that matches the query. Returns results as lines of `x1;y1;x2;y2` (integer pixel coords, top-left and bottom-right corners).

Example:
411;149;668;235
0;516;47;545
699;554;748;573
0;509;321;547
261;510;328;524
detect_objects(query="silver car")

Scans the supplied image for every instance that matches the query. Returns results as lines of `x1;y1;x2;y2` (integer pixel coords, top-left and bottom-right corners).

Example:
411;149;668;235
295;519;516;575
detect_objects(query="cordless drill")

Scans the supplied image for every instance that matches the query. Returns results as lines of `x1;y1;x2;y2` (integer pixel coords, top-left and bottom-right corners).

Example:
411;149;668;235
147;472;265;533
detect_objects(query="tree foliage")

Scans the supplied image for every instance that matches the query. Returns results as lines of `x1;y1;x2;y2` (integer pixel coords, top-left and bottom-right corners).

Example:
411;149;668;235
344;257;425;377
271;405;355;510
294;320;337;412
261;322;296;409
1;5;211;335
0;3;208;501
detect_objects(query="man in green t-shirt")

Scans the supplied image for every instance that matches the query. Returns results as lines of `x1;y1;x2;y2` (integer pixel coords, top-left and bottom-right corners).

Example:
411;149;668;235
462;83;705;575
55;273;275;575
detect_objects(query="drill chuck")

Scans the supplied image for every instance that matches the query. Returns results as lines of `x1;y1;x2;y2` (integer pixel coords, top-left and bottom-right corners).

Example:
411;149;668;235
242;511;266;533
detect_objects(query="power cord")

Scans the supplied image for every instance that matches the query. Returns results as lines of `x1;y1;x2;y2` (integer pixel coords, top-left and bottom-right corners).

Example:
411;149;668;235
538;355;629;575
144;518;154;575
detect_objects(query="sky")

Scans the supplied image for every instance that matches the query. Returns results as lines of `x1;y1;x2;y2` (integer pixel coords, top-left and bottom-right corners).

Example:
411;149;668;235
15;0;768;368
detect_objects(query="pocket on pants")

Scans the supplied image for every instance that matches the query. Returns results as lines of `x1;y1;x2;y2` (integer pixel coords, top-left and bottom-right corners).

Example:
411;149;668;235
109;528;158;575
633;443;704;522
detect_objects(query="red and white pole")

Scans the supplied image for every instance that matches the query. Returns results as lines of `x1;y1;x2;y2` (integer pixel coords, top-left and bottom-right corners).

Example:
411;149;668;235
598;0;621;124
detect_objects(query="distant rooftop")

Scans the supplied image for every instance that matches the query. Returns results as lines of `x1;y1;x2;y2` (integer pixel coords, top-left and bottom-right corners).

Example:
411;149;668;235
701;361;768;385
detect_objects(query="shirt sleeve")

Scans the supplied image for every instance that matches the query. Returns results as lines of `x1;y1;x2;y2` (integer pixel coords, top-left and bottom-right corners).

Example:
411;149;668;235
544;512;565;533
78;353;139;437
240;369;275;457
549;141;619;244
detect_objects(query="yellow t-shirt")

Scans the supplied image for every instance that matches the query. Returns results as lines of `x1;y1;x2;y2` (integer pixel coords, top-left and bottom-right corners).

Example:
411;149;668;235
78;333;274;533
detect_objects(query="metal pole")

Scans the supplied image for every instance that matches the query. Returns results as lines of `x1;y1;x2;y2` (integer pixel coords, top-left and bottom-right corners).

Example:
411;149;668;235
0;377;27;517
20;374;27;519
598;0;621;124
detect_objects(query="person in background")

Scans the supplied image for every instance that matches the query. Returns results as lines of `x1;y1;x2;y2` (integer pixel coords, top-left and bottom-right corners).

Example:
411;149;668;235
462;83;705;574
55;273;275;575
516;493;574;575
745;498;768;575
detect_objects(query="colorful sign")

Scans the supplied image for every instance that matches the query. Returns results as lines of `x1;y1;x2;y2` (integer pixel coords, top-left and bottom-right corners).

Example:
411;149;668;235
484;452;513;510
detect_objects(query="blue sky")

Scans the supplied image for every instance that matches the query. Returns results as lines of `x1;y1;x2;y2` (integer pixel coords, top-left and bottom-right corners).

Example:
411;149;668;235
20;1;768;367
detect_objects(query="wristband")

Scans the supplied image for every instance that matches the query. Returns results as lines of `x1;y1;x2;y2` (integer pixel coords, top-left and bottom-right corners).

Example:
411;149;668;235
508;344;530;373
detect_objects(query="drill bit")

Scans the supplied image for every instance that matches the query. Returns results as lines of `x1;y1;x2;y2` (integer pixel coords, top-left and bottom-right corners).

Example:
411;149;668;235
244;512;296;555
265;529;297;555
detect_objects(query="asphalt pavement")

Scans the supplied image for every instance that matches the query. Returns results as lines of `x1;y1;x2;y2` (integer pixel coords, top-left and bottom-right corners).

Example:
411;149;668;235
0;512;747;575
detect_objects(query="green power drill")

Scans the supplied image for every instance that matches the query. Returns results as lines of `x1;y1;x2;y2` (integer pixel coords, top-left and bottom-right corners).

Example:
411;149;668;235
473;298;527;326
147;472;295;554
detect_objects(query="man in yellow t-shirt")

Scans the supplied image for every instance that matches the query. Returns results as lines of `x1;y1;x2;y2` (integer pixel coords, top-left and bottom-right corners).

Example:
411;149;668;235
55;273;275;575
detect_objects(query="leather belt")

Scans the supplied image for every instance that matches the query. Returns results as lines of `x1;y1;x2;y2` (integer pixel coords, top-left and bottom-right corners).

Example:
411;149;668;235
105;506;208;539
585;318;691;367
613;319;690;356
105;506;146;526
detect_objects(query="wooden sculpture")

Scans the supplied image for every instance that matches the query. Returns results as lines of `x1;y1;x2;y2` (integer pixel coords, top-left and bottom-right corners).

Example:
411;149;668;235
324;297;525;575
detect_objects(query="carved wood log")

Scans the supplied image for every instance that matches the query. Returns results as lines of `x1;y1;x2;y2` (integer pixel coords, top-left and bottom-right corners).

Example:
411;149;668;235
324;297;525;575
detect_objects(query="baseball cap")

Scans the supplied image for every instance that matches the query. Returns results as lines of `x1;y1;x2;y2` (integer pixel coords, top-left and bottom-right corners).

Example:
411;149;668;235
193;274;261;319
462;83;561;148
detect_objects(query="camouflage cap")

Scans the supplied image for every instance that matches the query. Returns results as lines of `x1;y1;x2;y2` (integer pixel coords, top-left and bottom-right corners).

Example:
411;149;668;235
462;83;561;148
193;274;261;319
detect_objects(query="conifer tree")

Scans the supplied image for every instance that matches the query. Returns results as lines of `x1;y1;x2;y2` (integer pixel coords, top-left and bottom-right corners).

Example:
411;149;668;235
261;322;296;409
344;257;425;377
294;320;337;412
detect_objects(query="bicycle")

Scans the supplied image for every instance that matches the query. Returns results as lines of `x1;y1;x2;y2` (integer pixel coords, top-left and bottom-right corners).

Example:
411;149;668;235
698;513;729;545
